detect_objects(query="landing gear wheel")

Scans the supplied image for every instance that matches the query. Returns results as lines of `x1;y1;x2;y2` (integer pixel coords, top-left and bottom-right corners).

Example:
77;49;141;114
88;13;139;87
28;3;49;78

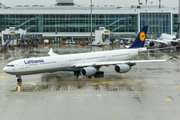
176;47;180;51
16;75;22;83
101;72;104;76
74;71;80;77
17;79;22;83
94;71;104;77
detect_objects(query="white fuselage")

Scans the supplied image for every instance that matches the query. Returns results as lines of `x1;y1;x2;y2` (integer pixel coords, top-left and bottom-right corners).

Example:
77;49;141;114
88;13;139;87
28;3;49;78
3;49;139;75
160;33;177;45
160;33;176;40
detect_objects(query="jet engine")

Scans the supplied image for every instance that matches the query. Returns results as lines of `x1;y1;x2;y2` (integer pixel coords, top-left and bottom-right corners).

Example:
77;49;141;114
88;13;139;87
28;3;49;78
115;64;131;73
81;67;97;76
149;41;154;47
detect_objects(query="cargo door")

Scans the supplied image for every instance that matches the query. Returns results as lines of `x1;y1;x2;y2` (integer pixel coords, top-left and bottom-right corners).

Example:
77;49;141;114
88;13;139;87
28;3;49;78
61;59;65;65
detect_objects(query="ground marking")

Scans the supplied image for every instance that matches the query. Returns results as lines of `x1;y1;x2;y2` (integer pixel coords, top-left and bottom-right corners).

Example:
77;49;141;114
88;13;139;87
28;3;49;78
92;81;113;85
165;98;171;101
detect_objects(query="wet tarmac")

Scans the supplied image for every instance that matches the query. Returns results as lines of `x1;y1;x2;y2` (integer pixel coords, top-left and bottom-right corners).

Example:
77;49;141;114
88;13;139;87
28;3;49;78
0;44;180;120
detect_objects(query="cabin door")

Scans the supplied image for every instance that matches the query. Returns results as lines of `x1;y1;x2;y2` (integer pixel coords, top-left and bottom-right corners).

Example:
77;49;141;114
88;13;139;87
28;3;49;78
19;62;24;70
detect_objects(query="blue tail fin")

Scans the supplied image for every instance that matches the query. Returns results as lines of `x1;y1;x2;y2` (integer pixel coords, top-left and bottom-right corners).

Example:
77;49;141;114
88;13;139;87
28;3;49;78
128;26;148;49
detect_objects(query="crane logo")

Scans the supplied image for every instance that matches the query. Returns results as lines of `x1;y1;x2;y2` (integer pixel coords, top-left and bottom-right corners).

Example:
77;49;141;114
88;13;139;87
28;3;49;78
139;32;146;41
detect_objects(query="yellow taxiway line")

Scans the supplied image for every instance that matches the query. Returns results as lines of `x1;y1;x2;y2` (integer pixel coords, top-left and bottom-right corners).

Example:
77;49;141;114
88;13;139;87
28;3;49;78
165;98;171;101
174;86;180;88
147;67;159;69
0;74;9;80
92;81;113;85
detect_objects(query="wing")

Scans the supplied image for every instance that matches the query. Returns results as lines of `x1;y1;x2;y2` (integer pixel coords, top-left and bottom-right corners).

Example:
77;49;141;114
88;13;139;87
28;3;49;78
48;48;59;56
73;59;166;68
147;39;168;44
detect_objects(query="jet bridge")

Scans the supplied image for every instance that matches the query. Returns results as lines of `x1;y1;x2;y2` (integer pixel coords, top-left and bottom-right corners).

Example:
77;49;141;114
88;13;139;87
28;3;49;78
94;27;110;45
1;32;21;50
1;27;26;49
1;27;43;50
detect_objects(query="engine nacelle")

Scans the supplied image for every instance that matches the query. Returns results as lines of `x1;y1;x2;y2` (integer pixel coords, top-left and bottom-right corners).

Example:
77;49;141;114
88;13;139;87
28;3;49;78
171;41;178;46
81;67;97;76
115;64;131;73
149;41;154;47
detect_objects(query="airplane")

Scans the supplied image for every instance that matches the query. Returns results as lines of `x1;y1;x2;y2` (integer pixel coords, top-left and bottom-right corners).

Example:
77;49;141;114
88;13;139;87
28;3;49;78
146;26;180;48
88;41;111;46
3;26;167;83
88;41;102;46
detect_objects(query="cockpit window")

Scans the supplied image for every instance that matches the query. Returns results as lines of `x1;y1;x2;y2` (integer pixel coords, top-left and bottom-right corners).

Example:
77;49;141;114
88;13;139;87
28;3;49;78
172;38;177;40
6;65;14;67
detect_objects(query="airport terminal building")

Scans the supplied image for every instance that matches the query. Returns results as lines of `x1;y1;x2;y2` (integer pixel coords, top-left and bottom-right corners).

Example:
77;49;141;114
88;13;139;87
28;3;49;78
0;0;178;40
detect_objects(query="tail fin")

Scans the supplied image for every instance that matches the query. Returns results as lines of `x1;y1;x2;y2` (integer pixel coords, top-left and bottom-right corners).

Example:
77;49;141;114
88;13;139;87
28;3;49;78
128;26;148;49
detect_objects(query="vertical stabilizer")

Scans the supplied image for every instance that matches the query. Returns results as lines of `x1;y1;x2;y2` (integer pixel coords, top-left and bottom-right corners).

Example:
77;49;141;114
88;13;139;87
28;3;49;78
128;26;148;49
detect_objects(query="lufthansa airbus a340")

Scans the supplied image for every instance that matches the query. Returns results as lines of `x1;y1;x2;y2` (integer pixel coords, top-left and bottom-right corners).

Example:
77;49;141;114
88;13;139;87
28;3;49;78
3;26;167;82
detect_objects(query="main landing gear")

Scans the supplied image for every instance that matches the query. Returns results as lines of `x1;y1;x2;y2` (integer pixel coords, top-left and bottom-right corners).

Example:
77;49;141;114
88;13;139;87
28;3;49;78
16;75;22;83
74;71;80;77
176;47;180;51
74;70;104;78
94;71;104;77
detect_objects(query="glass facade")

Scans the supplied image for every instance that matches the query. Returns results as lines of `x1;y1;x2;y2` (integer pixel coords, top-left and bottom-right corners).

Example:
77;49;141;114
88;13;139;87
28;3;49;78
140;13;171;36
172;14;178;33
0;14;138;33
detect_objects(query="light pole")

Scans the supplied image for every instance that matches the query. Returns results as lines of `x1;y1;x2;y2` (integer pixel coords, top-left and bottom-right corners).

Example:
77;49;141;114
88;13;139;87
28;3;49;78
90;0;92;43
177;0;180;39
159;0;161;9
179;0;180;27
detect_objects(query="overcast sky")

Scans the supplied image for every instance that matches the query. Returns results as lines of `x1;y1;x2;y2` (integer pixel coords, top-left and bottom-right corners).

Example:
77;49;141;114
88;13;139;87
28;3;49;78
0;0;178;7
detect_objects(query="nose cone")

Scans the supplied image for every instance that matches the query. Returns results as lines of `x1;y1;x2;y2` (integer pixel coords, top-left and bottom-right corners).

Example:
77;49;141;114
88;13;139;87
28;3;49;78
3;67;8;73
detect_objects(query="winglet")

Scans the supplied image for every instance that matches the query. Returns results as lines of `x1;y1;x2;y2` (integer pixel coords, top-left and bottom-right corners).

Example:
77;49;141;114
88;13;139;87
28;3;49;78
48;48;59;56
128;26;148;49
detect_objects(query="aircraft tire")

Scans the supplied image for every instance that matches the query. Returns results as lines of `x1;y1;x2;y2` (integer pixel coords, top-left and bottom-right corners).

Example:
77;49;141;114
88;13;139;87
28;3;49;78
100;72;104;76
17;79;22;83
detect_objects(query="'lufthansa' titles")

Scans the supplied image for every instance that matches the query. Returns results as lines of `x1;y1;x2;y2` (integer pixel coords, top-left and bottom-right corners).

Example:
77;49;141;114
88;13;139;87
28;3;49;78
24;59;44;64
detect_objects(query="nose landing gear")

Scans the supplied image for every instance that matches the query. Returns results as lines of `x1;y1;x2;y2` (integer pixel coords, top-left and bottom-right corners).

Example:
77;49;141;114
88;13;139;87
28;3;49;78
16;75;22;92
16;75;22;83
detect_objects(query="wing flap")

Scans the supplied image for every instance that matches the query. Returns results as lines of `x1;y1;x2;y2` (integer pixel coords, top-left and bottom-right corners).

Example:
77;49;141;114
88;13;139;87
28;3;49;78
74;59;166;67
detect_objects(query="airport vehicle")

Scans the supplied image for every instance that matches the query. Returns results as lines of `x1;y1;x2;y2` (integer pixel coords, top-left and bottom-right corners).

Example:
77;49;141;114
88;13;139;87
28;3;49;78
3;26;167;82
44;39;50;45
